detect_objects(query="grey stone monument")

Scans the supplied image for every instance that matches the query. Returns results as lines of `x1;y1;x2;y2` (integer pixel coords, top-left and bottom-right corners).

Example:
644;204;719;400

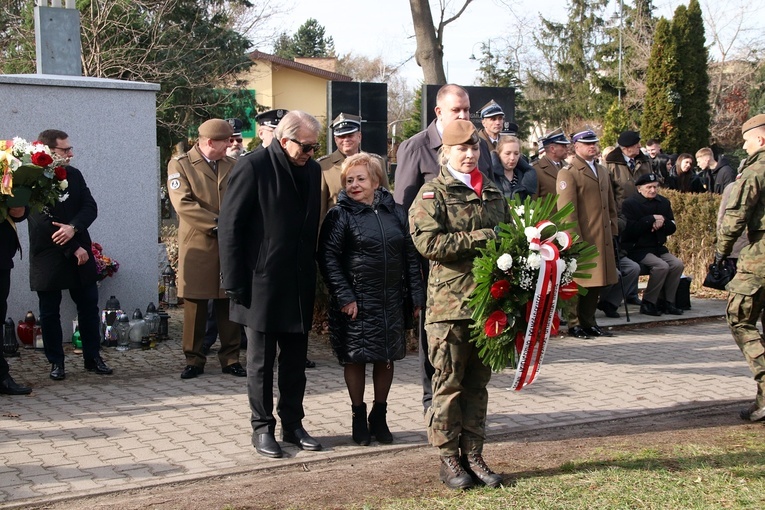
34;1;83;76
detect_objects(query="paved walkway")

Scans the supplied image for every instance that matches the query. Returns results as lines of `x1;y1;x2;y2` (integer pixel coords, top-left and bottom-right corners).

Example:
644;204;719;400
0;298;754;508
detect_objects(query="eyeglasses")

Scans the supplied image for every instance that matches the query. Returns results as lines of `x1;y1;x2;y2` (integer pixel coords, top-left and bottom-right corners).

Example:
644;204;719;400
53;146;74;153
289;138;320;154
230;138;243;143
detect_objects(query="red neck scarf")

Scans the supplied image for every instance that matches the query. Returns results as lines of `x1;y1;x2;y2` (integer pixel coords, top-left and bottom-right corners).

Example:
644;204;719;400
469;168;483;197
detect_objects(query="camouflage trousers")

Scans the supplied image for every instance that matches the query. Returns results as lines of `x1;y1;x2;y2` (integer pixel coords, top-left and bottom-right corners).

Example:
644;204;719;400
424;320;492;456
726;273;765;407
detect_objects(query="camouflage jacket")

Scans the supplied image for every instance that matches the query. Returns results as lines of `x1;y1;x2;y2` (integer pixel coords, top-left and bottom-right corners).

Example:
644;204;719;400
717;148;765;279
409;165;510;323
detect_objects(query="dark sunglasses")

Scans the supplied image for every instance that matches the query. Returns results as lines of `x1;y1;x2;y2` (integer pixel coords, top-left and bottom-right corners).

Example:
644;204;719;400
290;138;320;154
230;138;243;143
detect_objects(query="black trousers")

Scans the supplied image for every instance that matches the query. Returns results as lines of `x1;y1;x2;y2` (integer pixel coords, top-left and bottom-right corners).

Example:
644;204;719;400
1;268;10;380
245;328;308;436
38;282;101;365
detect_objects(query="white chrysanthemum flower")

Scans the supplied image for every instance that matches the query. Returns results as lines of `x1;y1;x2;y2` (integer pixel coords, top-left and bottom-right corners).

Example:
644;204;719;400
525;226;540;243
59;179;68;190
497;253;513;271
526;253;542;269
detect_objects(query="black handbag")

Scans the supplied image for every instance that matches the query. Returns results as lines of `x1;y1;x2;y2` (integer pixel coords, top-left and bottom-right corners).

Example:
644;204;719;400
703;260;735;290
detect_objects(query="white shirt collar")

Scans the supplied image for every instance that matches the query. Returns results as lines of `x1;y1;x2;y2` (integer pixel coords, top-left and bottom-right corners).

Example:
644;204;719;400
446;163;473;188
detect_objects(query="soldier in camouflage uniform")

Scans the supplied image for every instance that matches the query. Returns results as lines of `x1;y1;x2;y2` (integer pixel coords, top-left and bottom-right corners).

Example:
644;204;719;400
716;113;765;422
410;120;510;490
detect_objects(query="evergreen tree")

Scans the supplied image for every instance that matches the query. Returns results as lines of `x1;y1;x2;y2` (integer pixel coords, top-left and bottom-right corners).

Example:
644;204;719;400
673;0;710;153
400;86;423;141
602;99;630;147
526;0;613;131
273;18;335;59
749;63;765;116
641;17;683;152
474;43;529;137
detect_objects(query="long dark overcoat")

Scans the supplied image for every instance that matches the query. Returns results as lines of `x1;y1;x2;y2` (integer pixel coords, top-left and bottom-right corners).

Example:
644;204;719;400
218;142;321;334
27;166;98;291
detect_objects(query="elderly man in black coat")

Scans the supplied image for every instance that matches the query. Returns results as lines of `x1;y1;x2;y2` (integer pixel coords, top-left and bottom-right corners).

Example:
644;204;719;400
621;173;684;316
29;130;112;381
218;110;323;459
0;206;32;395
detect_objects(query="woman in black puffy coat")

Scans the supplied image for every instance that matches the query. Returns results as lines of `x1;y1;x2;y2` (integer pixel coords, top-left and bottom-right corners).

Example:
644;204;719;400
318;152;425;446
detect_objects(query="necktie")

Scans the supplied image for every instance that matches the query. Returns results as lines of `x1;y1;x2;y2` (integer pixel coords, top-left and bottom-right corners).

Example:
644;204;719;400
211;160;218;175
628;159;635;172
469;168;483;197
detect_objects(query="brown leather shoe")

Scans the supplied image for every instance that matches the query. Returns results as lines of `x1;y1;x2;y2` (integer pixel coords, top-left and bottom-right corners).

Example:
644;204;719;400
461;453;503;488
439;455;474;490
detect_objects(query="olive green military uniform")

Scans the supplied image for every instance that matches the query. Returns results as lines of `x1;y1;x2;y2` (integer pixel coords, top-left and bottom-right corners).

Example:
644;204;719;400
409;166;510;456
717;148;765;410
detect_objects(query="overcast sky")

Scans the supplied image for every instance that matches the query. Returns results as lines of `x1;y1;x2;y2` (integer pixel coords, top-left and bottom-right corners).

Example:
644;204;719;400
261;0;762;87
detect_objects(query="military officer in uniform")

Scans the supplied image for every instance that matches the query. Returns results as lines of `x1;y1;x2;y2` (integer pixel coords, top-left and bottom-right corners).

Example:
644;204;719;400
477;100;504;150
255;109;287;150
410;120;508;490
716;113;765;422
318;113;389;220
226;118;245;159
557;129;619;339
533;128;571;201
167;119;245;380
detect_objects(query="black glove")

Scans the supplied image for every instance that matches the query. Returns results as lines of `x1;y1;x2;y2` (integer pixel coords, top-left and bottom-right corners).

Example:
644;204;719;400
225;288;247;305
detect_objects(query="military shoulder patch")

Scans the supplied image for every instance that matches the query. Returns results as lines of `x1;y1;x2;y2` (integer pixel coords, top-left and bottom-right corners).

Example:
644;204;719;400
169;179;181;190
422;191;435;199
173;154;188;161
317;155;330;162
167;172;180;180
559;181;567;190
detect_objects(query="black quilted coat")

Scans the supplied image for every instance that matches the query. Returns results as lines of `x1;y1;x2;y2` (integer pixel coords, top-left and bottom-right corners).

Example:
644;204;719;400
318;188;425;364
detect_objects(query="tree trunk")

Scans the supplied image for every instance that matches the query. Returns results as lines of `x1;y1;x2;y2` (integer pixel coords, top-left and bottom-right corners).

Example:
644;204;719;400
408;0;446;85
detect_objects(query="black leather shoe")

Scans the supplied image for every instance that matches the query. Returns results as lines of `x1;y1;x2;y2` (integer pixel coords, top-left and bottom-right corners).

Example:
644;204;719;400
439;455;474;490
0;376;32;395
461;453;503;488
222;362;246;377
84;355;113;375
282;427;322;451
740;402;765;422
568;326;592;339
180;365;204;379
254;433;283;458
664;302;684;315
597;301;620;318
305;359;316;369
50;363;66;381
627;296;643;306
586;325;614;337
640;301;663;316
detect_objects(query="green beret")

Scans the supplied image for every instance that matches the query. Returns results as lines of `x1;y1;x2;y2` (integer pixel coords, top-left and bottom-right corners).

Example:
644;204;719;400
198;119;234;140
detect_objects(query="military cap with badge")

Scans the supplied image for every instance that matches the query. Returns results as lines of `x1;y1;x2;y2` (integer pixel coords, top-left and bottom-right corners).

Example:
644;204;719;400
256;109;288;129
571;129;599;144
634;173;660;187
479;99;504;119
226;118;244;137
540;127;571;146
331;113;362;136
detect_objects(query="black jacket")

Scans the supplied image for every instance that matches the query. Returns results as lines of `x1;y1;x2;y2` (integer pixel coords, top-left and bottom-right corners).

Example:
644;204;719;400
317;188;425;364
218;142;321;334
27;166;98;291
621;193;677;262
1;208;28;270
710;156;736;194
490;152;537;201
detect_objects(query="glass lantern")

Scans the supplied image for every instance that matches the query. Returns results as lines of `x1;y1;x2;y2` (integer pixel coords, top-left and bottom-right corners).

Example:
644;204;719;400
3;317;20;357
162;265;178;308
115;313;131;351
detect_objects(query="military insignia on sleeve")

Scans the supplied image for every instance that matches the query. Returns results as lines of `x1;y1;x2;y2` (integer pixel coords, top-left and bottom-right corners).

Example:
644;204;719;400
559;181;567;190
170;179;181;190
168;172;180;179
422;191;435;199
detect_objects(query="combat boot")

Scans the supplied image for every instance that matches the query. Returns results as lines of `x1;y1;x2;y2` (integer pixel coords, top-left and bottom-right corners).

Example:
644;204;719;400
368;401;393;444
740;402;765;422
439;455;474;490
351;403;370;445
461;453;503;488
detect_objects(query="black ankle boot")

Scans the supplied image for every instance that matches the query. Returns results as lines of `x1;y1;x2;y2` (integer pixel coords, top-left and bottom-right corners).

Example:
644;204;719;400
351;404;370;445
368;401;393;444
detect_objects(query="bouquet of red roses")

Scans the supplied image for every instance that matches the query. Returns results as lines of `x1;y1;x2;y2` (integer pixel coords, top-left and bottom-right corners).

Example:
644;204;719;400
0;137;69;221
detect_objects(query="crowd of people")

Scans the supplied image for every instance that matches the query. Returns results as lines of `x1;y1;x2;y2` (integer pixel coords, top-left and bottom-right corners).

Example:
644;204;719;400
4;87;765;492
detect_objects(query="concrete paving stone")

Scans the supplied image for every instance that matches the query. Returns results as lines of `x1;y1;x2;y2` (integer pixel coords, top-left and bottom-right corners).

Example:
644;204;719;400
34;483;72;495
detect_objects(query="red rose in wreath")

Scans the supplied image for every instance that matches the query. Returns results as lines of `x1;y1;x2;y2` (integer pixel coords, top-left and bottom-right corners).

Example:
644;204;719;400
490;279;510;299
485;310;508;337
31;152;53;167
54;166;67;180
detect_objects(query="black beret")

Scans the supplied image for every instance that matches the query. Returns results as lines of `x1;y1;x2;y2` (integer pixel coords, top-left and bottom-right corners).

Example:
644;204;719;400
618;130;641;147
635;173;660;186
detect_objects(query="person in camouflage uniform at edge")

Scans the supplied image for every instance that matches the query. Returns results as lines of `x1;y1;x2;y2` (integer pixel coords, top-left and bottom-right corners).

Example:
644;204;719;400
716;113;765;423
409;120;510;490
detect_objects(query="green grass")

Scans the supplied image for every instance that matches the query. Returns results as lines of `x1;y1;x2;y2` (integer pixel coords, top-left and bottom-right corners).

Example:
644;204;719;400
356;433;765;510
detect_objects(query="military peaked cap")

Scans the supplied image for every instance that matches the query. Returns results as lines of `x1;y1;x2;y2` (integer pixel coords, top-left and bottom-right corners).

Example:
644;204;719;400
256;109;288;129
331;113;362;135
479;100;504;119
